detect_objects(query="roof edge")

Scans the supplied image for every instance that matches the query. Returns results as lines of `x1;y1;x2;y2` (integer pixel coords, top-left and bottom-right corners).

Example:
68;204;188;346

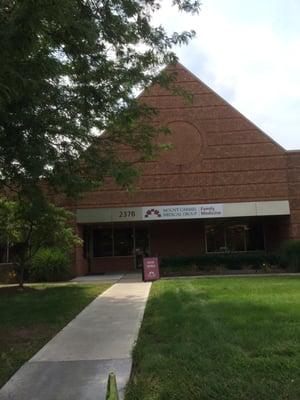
286;149;300;153
138;60;295;153
175;62;287;153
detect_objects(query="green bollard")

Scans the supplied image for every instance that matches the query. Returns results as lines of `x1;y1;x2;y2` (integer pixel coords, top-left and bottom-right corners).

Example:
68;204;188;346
105;372;119;400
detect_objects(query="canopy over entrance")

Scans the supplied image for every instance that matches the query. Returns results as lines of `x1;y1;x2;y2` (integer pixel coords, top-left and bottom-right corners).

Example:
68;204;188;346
76;200;290;224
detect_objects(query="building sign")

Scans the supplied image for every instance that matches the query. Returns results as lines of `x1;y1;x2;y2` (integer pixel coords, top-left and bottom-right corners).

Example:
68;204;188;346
77;203;224;223
143;257;160;281
142;204;223;220
76;200;290;224
111;207;141;222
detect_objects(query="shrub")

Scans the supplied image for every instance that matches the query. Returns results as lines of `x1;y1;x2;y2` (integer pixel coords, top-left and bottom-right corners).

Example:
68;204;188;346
280;240;300;272
0;263;18;284
29;248;71;282
160;252;281;275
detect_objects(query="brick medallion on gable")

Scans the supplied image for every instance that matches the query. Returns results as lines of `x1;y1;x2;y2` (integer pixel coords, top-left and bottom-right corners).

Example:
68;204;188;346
158;121;203;167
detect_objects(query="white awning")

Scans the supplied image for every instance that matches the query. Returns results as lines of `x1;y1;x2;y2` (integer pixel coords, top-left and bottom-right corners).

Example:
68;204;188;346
76;200;290;224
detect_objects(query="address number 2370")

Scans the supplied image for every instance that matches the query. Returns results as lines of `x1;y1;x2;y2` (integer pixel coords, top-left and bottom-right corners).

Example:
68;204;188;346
119;210;136;218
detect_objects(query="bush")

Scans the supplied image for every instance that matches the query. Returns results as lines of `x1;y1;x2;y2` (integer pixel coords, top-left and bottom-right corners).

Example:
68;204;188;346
0;263;18;284
280;240;300;272
160;252;281;275
29;248;71;282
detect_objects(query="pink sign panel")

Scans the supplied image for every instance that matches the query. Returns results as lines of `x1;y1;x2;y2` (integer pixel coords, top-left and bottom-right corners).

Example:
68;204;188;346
143;257;160;282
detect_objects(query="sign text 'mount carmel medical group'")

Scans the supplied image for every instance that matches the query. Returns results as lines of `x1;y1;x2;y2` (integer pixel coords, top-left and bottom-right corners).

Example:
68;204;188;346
142;204;223;220
77;203;225;223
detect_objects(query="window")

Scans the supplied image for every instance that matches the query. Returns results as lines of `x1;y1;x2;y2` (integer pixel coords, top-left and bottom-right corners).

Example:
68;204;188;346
226;224;245;252
0;244;12;263
206;224;226;253
93;228;113;257
246;223;265;251
0;245;7;263
82;227;90;259
205;221;265;253
135;228;149;256
114;228;133;256
93;226;135;257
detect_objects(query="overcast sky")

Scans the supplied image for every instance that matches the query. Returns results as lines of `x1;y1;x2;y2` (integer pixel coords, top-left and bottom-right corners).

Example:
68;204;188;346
154;0;300;150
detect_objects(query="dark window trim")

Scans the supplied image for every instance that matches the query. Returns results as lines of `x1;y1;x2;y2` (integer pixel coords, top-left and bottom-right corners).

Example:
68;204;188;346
91;223;150;260
205;221;265;254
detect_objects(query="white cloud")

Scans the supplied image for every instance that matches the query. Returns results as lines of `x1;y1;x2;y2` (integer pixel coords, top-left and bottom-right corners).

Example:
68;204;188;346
153;0;300;150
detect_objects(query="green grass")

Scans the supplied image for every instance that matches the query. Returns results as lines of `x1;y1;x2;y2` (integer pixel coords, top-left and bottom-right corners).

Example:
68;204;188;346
126;277;300;400
0;282;110;388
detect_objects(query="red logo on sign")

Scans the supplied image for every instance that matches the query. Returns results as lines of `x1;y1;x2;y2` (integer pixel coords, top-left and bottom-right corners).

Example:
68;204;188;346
144;208;161;218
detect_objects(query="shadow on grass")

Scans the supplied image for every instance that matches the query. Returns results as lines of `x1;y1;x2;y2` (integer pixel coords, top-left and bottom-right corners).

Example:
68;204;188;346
0;283;109;326
126;279;300;400
0;285;39;295
0;282;109;389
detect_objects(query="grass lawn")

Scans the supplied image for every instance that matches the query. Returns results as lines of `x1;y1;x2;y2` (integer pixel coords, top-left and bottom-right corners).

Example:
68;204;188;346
0;282;110;388
126;277;300;400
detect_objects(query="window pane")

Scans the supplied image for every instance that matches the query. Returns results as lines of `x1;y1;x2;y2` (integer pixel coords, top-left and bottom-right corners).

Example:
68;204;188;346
0;246;6;263
135;228;149;257
114;228;133;256
246;222;265;251
82;227;90;259
206;224;225;252
226;224;246;251
93;229;113;257
0;245;11;263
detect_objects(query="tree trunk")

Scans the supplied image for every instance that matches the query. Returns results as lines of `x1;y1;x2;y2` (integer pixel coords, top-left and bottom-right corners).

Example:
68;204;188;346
19;266;24;288
17;260;26;289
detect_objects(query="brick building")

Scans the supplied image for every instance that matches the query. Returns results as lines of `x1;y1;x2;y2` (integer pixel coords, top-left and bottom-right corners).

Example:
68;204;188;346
71;62;300;276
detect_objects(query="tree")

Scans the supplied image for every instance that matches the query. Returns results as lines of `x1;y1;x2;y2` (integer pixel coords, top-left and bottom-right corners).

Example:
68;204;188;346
0;1;200;284
0;197;81;287
0;0;201;201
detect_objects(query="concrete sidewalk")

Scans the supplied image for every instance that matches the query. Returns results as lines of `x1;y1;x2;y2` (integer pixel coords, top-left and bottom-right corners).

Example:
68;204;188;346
0;274;151;400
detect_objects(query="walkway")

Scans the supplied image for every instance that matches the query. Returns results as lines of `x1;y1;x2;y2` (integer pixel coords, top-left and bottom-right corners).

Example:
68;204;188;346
0;274;151;400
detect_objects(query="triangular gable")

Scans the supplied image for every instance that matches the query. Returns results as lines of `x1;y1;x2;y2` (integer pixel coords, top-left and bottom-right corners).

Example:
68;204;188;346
139;62;285;154
75;61;289;208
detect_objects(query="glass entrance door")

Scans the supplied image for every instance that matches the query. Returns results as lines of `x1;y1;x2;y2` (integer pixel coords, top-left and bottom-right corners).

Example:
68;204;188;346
134;227;150;269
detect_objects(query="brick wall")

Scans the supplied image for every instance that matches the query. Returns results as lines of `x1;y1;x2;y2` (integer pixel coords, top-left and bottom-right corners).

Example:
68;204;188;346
65;63;300;275
287;151;300;239
75;63;290;210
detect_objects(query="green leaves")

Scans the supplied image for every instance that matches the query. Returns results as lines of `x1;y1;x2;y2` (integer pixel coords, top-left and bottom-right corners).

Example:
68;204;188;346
0;0;200;199
0;196;80;269
172;0;201;14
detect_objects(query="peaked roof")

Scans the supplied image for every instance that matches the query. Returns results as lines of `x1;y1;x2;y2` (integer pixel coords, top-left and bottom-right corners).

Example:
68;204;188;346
140;61;286;152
